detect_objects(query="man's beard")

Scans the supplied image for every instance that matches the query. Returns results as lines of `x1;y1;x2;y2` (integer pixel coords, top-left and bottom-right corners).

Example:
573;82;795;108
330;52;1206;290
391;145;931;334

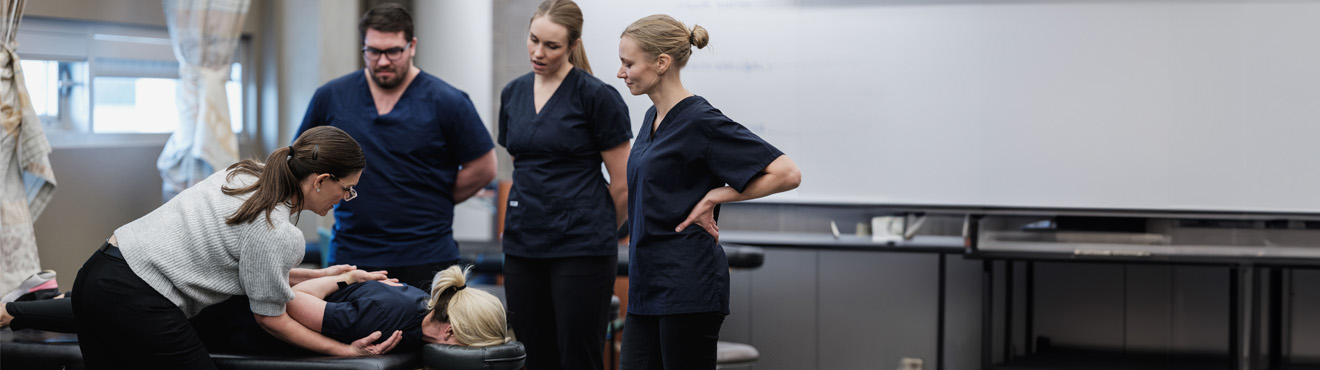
370;63;408;89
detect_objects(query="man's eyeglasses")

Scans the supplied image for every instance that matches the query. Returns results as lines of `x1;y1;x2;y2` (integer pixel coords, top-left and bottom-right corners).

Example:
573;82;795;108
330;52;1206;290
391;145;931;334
328;174;358;201
363;41;412;62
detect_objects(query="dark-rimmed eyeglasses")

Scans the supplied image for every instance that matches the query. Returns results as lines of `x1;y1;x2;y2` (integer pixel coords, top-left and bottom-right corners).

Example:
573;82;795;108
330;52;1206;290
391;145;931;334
328;174;358;201
363;41;412;62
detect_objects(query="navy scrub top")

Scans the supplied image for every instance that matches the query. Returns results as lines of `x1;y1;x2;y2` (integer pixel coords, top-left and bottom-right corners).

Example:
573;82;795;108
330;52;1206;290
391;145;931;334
626;96;784;316
322;281;431;351
297;70;495;267
498;68;632;258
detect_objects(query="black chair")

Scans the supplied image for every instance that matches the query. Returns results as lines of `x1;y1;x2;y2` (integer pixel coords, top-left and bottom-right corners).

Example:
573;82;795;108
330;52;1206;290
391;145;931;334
717;244;764;370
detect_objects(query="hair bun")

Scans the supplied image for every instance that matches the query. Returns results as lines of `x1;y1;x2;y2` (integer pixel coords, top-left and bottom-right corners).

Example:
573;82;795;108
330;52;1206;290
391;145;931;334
689;24;709;49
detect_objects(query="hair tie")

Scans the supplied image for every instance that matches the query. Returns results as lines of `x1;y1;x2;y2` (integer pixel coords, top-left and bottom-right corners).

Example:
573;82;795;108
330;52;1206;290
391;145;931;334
454;285;466;292
285;146;294;162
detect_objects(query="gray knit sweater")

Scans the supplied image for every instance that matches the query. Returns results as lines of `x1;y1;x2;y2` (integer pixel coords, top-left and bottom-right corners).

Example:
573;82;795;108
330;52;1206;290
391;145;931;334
115;169;305;318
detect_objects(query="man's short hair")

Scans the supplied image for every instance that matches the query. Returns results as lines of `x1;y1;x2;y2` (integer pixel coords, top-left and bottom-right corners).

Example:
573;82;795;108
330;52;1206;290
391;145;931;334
360;3;414;42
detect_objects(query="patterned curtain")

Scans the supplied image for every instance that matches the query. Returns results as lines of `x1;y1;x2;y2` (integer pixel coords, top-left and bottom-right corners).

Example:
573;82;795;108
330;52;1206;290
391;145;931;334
0;0;59;295
157;0;249;201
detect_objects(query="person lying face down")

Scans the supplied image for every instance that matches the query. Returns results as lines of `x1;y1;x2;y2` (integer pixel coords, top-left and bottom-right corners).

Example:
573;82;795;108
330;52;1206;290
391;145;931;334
3;265;512;353
286;264;512;349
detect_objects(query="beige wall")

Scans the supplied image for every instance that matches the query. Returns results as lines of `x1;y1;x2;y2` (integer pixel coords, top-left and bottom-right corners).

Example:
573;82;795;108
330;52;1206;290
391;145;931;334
32;145;165;286
491;0;540;182
270;0;360;148
414;1;493;129
262;0;360;240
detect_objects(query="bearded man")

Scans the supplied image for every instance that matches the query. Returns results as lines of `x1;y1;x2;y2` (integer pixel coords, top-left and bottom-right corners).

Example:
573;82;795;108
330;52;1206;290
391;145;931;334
295;3;497;291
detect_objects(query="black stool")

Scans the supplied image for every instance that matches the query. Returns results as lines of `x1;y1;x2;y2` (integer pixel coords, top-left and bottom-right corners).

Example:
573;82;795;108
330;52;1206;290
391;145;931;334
717;244;764;369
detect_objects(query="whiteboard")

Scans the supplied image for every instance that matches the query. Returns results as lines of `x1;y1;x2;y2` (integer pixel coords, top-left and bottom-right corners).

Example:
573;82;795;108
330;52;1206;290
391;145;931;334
573;0;1320;212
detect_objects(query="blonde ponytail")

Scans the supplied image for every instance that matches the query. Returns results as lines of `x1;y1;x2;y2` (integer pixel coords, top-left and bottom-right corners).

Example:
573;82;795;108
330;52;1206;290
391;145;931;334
427;265;512;347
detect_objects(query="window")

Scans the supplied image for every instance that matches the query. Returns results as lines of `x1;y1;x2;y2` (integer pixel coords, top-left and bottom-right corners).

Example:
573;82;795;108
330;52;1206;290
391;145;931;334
16;18;248;136
19;59;89;131
21;60;57;117
92;75;178;133
89;62;243;133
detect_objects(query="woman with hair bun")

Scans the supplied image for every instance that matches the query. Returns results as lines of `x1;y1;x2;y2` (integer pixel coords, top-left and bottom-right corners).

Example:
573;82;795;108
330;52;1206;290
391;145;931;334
70;126;397;369
616;14;803;369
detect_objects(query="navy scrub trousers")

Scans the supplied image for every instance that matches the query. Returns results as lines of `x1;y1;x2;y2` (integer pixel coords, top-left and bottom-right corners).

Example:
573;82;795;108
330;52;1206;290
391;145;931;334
503;254;618;370
618;312;726;370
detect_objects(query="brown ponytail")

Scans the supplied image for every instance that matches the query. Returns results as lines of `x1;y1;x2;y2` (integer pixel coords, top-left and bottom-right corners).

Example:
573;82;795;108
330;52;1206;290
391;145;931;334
223;126;366;226
532;0;592;74
569;40;592;75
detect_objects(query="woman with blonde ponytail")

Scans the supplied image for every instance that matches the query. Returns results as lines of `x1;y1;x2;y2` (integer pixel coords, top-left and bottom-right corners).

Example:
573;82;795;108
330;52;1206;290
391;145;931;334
421;265;510;347
284;264;510;350
288;264;510;349
498;0;632;369
275;264;508;351
616;15;802;370
70;126;402;369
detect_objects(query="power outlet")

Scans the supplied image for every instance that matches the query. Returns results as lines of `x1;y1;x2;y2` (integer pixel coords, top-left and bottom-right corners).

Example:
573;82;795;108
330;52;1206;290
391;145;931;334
898;357;923;370
871;216;905;243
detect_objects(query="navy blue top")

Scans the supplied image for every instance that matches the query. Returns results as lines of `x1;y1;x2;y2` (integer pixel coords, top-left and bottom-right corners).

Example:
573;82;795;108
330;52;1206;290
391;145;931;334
498;68;632;258
626;96;784;315
322;281;430;350
297;70;495;266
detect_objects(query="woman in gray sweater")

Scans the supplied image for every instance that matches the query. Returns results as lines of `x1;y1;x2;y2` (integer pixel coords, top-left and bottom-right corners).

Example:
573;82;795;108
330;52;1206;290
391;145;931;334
69;126;393;369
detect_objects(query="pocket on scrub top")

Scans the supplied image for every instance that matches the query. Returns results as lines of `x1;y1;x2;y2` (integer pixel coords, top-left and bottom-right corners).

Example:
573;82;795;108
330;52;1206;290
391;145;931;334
508;199;577;234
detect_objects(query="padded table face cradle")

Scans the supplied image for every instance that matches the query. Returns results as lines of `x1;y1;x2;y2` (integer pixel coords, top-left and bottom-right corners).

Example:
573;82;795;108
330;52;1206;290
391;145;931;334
2;328;527;370
423;342;527;370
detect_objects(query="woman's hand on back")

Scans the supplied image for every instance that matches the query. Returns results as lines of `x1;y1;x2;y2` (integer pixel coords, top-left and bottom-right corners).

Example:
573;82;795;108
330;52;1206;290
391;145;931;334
676;197;720;243
342;269;390;284
319;264;357;277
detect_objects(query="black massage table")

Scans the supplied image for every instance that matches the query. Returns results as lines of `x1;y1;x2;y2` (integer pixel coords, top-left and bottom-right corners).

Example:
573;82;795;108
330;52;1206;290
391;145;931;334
1;327;524;370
